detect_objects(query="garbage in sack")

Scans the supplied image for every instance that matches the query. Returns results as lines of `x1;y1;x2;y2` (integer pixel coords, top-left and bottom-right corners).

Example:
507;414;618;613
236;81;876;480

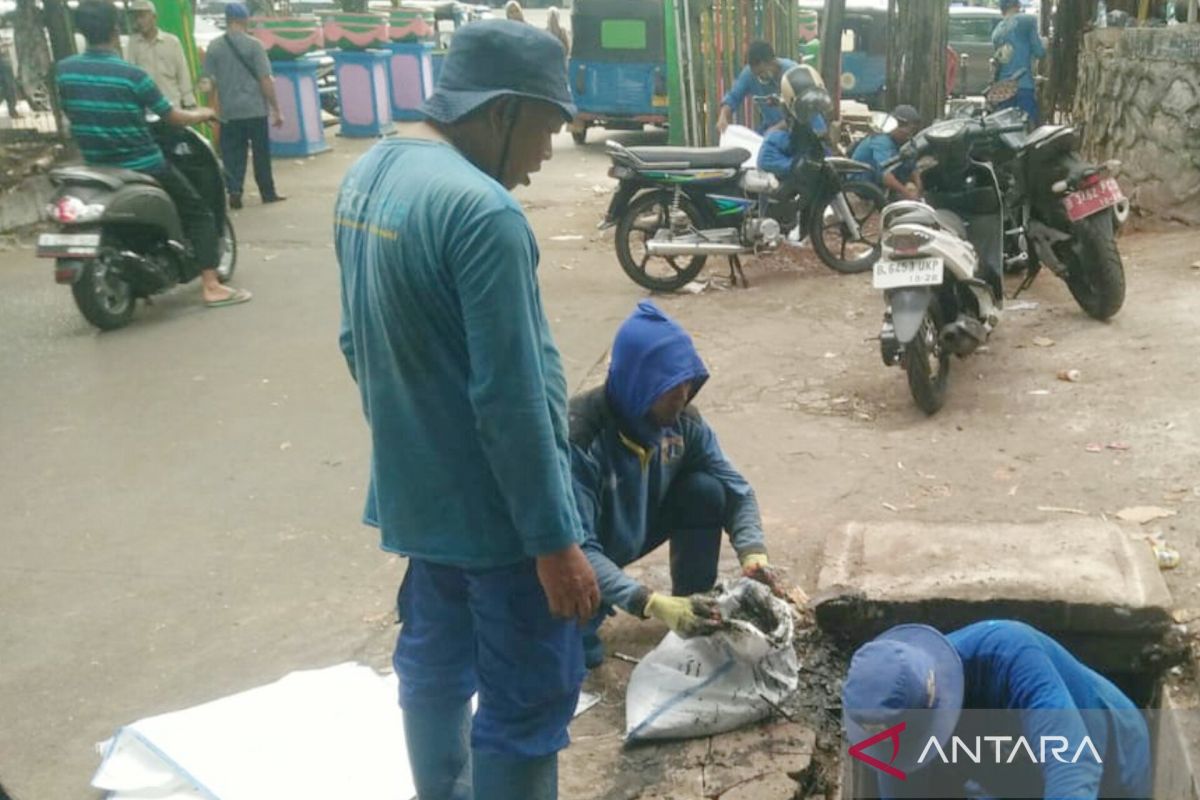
625;578;799;741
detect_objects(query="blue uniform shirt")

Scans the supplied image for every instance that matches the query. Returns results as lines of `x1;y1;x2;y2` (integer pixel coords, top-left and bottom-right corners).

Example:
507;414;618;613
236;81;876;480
721;58;798;133
992;13;1045;91
876;621;1151;800
851;132;913;185
948;621;1151;798
335;138;583;568
569;302;765;613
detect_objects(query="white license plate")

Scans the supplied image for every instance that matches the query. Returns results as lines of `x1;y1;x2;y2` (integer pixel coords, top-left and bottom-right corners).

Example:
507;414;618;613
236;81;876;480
39;233;101;248
873;257;944;289
38;232;101;257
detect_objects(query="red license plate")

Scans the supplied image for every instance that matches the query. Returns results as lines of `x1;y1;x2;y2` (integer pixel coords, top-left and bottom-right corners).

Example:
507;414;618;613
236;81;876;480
1063;177;1124;222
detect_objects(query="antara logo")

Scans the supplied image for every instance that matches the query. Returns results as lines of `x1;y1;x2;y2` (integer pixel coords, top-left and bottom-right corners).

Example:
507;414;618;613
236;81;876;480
848;722;908;780
847;722;1104;780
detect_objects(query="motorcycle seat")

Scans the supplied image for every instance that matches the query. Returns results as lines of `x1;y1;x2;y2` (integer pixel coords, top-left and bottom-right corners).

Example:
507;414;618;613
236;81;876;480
50;166;161;191
933;209;969;240
1000;131;1028;151
623;146;750;169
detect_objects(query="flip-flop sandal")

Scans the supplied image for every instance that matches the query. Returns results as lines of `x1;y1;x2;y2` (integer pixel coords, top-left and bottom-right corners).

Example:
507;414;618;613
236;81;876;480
206;287;253;308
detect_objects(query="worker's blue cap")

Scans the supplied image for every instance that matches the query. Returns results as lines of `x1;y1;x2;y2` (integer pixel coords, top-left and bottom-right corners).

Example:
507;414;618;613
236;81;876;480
842;624;964;774
225;2;250;19
999;0;1022;10
422;19;575;124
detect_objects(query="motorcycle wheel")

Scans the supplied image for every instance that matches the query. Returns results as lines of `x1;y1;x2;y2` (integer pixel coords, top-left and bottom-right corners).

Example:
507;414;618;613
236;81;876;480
71;256;135;331
217;217;238;284
1062;211;1125;321
809;181;885;275
614;191;707;292
904;305;950;415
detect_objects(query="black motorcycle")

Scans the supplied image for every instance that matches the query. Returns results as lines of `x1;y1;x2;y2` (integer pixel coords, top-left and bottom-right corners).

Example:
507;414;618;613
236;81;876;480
981;107;1127;320
37;123;236;330
602;93;884;291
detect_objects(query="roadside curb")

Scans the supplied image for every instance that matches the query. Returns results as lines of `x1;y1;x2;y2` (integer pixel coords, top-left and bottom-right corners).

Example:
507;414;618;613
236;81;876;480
0;175;53;234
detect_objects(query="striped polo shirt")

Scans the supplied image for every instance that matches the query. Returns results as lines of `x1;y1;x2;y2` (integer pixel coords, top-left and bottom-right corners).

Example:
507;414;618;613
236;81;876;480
56;48;174;174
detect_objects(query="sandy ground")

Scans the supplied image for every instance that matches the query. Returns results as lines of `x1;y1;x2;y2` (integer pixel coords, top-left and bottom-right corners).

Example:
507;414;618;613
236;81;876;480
1;123;1198;799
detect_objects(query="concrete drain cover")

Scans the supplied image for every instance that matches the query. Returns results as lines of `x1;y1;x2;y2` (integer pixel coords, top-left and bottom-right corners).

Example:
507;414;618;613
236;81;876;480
814;519;1175;674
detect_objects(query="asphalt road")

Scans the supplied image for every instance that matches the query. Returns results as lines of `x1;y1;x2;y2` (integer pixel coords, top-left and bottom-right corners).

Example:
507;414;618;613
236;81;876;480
5;119;1200;799
0;128;648;799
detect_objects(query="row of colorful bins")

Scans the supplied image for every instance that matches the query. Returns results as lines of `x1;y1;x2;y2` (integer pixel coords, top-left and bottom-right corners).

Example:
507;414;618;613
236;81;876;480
250;9;436;60
269;42;436;155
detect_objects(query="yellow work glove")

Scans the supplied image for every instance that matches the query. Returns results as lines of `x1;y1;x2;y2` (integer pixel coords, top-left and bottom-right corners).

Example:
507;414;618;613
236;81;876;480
740;552;785;597
644;592;724;638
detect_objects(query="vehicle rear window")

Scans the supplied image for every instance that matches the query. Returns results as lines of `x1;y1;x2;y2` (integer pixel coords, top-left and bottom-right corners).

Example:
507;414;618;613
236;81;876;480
601;19;647;49
950;16;999;44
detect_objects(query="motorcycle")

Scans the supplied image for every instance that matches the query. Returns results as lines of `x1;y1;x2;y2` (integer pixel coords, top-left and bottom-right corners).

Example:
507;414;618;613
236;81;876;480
601;94;885;292
37;123;236;331
978;106;1128;321
874;114;1026;415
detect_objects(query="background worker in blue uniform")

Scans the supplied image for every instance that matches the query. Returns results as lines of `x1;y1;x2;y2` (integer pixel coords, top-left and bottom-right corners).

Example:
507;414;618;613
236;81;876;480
850;104;923;200
569;301;781;668
843;621;1152;799
334;21;598;800
756;64;831;246
991;0;1046;125
716;40;798;135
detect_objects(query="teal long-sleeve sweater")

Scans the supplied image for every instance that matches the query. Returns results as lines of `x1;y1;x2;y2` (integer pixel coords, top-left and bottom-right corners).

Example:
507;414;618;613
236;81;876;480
335;138;582;567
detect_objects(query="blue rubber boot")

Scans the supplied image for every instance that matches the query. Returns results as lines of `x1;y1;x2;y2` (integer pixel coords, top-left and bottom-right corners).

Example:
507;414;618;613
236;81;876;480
473;751;557;800
402;702;473;800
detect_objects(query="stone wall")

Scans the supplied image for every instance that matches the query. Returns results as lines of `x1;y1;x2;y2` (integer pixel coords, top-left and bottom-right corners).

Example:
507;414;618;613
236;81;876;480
1075;27;1200;225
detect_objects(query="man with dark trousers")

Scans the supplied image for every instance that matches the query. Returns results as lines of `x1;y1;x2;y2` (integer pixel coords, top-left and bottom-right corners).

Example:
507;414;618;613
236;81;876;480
57;0;251;308
201;2;285;209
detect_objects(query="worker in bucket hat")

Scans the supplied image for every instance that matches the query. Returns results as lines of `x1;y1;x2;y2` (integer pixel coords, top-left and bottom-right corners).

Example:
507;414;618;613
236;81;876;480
843;621;1151;798
334;19;594;800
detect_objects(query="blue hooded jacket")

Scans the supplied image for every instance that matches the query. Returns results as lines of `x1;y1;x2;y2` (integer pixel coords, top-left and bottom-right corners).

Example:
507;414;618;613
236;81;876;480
569;301;766;614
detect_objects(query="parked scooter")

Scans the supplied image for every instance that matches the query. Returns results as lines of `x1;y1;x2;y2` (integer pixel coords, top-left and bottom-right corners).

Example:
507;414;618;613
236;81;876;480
37;123;236;330
874;114;1025;414
602;74;884;291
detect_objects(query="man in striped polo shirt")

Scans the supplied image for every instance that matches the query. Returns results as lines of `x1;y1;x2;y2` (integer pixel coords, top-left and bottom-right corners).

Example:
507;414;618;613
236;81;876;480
55;0;251;308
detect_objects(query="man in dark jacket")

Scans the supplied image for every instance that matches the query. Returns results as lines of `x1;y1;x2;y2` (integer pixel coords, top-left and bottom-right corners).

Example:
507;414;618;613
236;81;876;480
570;301;778;668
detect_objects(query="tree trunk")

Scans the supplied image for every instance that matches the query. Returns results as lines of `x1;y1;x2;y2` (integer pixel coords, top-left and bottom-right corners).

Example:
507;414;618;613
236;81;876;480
818;0;845;115
1048;0;1097;122
888;0;948;124
12;0;53;109
41;0;75;62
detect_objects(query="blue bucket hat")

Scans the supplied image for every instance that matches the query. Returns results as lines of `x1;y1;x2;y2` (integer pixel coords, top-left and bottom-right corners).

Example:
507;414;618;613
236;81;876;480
422;19;575;124
842;624;965;774
224;2;249;19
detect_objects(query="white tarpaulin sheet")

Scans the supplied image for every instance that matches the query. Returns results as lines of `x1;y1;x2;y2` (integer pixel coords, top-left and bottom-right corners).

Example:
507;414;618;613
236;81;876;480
92;662;600;800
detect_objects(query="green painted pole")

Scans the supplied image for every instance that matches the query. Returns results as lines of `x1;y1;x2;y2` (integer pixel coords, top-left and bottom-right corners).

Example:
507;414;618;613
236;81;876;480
664;0;686;145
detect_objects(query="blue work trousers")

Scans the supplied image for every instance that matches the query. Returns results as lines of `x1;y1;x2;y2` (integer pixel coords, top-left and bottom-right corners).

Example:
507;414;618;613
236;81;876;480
997;87;1040;128
394;558;585;800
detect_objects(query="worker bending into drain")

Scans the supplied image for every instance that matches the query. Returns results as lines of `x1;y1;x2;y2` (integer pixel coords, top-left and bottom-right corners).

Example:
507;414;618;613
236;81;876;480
843;620;1152;799
569;301;781;668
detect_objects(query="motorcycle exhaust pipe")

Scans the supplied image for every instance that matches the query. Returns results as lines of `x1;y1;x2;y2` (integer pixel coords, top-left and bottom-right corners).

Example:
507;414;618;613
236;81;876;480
645;240;748;257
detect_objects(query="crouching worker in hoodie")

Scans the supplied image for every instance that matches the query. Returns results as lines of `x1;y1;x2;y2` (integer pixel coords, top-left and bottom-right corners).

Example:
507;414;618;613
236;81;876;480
569;301;780;668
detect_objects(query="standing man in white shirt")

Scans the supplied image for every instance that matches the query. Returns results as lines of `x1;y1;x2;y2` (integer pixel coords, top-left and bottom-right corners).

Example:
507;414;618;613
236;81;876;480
126;0;197;109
